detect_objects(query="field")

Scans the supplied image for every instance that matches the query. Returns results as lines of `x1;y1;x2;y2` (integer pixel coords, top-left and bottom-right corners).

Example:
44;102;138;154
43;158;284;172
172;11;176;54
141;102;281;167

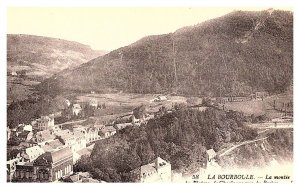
75;93;191;117
223;91;293;119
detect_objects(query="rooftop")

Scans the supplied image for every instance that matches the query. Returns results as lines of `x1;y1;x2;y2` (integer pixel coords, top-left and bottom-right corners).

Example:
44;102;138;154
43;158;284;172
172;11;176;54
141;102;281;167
36;130;56;142
46;139;65;149
34;147;72;165
73;104;82;109
207;149;216;157
102;126;116;133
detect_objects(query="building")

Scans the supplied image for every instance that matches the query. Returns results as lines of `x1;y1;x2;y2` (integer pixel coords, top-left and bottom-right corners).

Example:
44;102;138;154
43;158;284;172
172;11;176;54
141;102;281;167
56;129;86;153
72;104;82;116
101;126;116;138
42;139;65;152
131;157;171;183
67;172;100;183
65;99;71;107
13;147;73;182
33;147;73;182
206;149;216;162
7;127;11;141
18;131;34;142
36;115;55;131
115;122;132;131
17;124;33;132
20;146;45;163
255;92;268;100
144;113;155;121
132;115;142;126
36;130;56;146
7;156;21;182
189;105;208;112
73;125;103;144
13;162;34;182
89;99;98;108
151;95;168;102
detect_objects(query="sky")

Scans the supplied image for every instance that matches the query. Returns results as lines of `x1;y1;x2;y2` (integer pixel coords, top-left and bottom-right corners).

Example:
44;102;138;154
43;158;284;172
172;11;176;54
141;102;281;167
7;7;292;51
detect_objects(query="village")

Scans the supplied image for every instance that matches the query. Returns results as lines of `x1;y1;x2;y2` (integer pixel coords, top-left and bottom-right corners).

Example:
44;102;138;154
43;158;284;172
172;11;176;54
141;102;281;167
6;89;293;183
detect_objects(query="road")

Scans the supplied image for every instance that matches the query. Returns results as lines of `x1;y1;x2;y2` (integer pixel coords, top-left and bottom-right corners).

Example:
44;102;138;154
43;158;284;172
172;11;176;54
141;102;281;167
218;137;268;157
247;122;293;129
56;119;87;127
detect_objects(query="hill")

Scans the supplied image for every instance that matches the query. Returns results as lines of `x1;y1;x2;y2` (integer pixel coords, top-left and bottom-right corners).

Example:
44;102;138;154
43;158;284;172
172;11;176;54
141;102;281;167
39;9;293;97
7;34;107;102
74;107;258;182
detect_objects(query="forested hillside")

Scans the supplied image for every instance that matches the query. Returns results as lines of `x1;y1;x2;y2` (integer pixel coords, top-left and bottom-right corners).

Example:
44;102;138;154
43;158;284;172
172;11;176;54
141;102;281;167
74;107;258;182
40;9;293;96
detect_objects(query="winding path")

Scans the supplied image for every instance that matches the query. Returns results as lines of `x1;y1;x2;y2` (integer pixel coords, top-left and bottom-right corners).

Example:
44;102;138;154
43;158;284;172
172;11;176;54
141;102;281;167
218;137;268;157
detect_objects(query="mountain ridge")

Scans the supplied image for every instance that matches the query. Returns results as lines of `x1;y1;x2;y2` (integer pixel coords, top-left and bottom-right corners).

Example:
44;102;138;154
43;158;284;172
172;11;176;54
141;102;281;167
38;9;293;97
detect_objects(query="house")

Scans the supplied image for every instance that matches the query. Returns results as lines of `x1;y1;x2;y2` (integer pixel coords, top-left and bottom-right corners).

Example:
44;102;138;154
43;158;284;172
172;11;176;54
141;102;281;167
72;130;87;152
216;97;231;104
20;146;45;163
115;122;132;130
101;126;116;138
254;92;268;100
144;113;155;121
36;130;56;146
18;141;36;148
56;129;86;153
89;99;98;108
72;104;82;116
53;111;62;118
130;157;171;183
73;125;103;144
65;99;71;107
151;95;168;102
18;131;34;142
17;124;33;132
42;139;65;152
189;105;208;112
132;115;142;126
36;115;55;131
206;149;216;162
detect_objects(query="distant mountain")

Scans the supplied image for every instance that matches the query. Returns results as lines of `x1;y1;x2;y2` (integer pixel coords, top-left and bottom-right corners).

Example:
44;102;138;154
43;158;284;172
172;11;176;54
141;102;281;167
39;9;293;97
7;34;107;80
7;34;107;102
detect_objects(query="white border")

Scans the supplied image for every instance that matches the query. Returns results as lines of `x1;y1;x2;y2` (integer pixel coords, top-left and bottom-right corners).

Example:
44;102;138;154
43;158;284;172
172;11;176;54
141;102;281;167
1;1;299;189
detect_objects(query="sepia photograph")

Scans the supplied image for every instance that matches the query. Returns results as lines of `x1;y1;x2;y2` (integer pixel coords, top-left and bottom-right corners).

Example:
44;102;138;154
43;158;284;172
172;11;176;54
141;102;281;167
4;2;294;184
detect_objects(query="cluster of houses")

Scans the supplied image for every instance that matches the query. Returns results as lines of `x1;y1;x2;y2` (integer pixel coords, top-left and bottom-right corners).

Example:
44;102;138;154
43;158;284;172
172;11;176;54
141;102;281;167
7;93;224;183
7;115;119;182
7;100;159;182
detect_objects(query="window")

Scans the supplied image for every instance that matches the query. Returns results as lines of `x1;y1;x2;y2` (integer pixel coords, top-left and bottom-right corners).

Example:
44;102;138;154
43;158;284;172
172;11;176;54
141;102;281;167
20;171;24;178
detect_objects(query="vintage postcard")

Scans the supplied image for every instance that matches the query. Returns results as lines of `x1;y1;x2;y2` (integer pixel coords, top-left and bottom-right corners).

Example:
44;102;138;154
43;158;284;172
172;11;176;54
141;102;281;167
6;7;293;183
